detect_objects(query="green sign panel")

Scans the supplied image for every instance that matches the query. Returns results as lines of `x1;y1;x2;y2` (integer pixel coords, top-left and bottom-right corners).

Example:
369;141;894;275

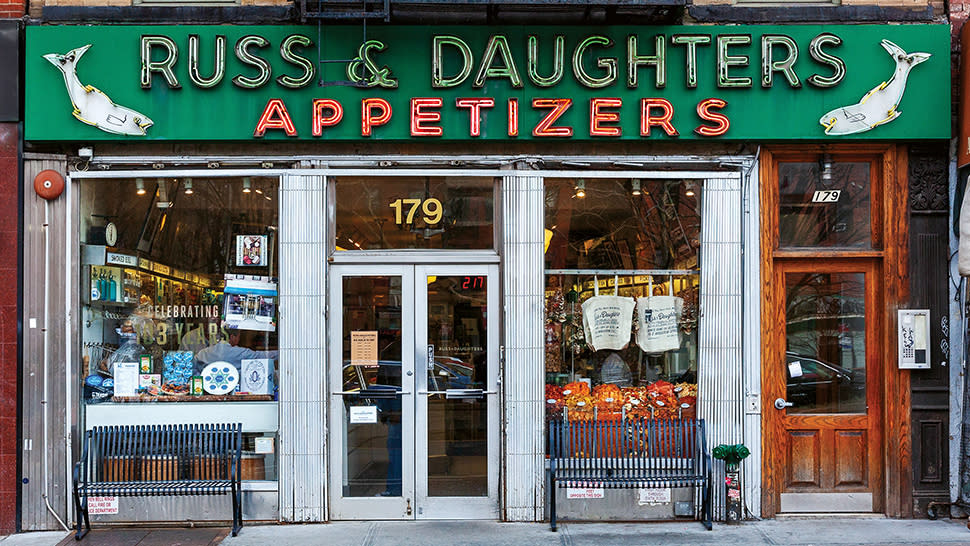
25;24;951;141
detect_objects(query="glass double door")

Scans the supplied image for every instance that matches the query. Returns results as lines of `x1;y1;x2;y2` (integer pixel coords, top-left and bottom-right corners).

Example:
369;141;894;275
328;264;499;520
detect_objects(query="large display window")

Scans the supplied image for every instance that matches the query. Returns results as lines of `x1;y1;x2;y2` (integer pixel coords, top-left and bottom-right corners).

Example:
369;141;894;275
543;178;701;425
78;176;280;482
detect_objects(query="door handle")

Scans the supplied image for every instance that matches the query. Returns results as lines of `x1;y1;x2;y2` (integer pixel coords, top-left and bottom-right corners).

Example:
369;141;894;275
334;389;411;398
773;398;794;410
417;389;497;399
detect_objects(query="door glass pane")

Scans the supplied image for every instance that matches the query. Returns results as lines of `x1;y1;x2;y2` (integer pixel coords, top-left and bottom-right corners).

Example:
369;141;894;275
778;161;872;248
785;272;866;414
341;276;403;497
426;275;488;497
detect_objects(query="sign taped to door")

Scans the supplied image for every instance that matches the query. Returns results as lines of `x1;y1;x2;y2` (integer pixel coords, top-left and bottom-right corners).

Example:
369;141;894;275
350;331;379;368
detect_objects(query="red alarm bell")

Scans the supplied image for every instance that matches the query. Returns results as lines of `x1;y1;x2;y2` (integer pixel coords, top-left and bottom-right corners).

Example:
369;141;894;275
34;170;65;200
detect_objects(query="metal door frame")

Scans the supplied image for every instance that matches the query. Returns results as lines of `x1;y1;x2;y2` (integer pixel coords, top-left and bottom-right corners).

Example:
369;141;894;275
328;264;417;520
328;263;500;520
414;264;500;519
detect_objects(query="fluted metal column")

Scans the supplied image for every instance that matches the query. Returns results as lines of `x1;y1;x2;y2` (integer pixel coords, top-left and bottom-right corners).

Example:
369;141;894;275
278;174;327;522
501;172;545;521
697;174;744;522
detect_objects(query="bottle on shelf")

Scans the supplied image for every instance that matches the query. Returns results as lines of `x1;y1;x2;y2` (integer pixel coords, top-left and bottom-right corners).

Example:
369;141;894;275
108;272;117;302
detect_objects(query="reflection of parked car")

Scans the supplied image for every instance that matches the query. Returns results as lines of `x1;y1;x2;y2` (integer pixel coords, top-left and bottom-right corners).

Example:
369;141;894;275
785;352;866;412
341;356;477;395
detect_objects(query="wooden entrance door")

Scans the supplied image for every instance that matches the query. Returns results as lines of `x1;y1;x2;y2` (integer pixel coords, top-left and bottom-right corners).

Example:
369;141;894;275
764;259;883;513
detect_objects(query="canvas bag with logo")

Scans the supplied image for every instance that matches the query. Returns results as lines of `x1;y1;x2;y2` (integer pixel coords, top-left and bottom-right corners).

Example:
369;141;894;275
635;295;683;354
581;278;635;352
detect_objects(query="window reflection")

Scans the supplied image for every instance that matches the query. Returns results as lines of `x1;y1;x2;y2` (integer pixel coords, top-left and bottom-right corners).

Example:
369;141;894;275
544;178;701;270
784;272;867;414
334;176;495;250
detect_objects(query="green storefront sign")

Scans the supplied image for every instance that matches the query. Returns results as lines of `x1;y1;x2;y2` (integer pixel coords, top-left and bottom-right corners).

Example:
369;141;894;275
25;24;951;141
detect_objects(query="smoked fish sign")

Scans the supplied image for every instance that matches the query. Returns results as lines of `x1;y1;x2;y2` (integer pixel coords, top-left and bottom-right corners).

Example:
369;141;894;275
25;24;951;141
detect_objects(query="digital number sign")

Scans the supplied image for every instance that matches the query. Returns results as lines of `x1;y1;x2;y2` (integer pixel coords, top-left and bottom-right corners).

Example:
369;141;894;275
461;276;486;290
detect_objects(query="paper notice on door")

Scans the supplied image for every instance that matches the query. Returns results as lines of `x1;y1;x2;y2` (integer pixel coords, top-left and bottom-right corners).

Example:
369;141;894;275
788;360;803;378
88;496;119;515
567;487;605;499
349;406;379;424
350;331;378;368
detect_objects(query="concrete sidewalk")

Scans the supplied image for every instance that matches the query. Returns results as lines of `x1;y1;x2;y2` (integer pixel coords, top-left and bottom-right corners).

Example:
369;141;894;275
216;517;970;546
4;517;970;546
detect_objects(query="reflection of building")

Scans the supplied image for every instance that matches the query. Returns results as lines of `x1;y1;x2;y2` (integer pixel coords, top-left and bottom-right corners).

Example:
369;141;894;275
14;1;959;534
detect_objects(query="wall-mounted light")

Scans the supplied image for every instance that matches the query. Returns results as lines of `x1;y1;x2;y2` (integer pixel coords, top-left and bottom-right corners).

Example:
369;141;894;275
242;177;252;193
183;178;193;195
135;178;146;196
685;181;696;197
820;153;833;183
631;178;642;197
574;179;586;199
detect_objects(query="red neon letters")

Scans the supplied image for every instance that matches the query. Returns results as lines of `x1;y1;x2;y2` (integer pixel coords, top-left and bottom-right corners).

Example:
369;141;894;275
312;99;343;137
254;99;298;137
252;97;731;138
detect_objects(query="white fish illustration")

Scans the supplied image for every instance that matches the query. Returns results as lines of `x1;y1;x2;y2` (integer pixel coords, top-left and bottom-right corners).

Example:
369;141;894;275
43;44;153;136
819;40;930;136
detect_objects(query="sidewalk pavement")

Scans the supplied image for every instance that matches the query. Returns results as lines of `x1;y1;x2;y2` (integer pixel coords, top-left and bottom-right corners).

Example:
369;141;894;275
5;517;970;546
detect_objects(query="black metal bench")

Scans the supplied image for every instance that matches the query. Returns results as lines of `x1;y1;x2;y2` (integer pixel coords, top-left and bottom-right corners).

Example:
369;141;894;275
548;418;713;531
72;423;243;540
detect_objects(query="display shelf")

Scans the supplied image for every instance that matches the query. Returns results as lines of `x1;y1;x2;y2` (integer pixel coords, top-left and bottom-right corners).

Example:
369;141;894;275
85;401;279;432
110;394;274;402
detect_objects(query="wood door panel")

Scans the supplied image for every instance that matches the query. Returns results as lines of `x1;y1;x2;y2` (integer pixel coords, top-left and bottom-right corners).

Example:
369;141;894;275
834;430;867;488
787;430;821;488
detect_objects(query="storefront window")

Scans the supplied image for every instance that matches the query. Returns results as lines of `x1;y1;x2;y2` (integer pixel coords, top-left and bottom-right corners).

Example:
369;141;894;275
334;176;495;250
545;178;700;270
544;178;701;426
778;160;872;248
79;176;280;481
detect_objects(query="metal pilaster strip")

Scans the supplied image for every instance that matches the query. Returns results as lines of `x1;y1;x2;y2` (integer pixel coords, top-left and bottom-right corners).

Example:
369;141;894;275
501;173;545;522
697;175;744;522
278;174;327;522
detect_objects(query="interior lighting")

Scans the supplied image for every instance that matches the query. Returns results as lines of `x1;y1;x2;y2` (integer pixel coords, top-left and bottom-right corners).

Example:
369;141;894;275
820;153;833;183
631;179;642;197
684;181;696;197
183;178;193;195
574;179;586;199
242;177;252;193
135;178;146;196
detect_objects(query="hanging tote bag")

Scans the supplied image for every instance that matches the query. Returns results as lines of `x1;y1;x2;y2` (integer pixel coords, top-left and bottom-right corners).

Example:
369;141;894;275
635;295;684;353
581;279;635;352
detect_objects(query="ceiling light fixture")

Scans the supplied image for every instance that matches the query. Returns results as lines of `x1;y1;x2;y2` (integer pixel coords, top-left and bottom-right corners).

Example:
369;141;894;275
135;178;146;196
685;181;696;197
184;178;193;195
242;177;252;193
820;153;833;183
631;179;642;197
574;179;586;199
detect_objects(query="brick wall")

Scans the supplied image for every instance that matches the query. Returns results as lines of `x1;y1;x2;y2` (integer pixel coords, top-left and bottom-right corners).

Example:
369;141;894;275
0;124;18;535
0;0;25;18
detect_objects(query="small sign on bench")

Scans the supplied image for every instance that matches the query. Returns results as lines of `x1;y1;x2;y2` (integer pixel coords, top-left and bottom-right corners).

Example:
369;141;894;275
567;487;605;499
88;496;118;515
638;488;671;506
